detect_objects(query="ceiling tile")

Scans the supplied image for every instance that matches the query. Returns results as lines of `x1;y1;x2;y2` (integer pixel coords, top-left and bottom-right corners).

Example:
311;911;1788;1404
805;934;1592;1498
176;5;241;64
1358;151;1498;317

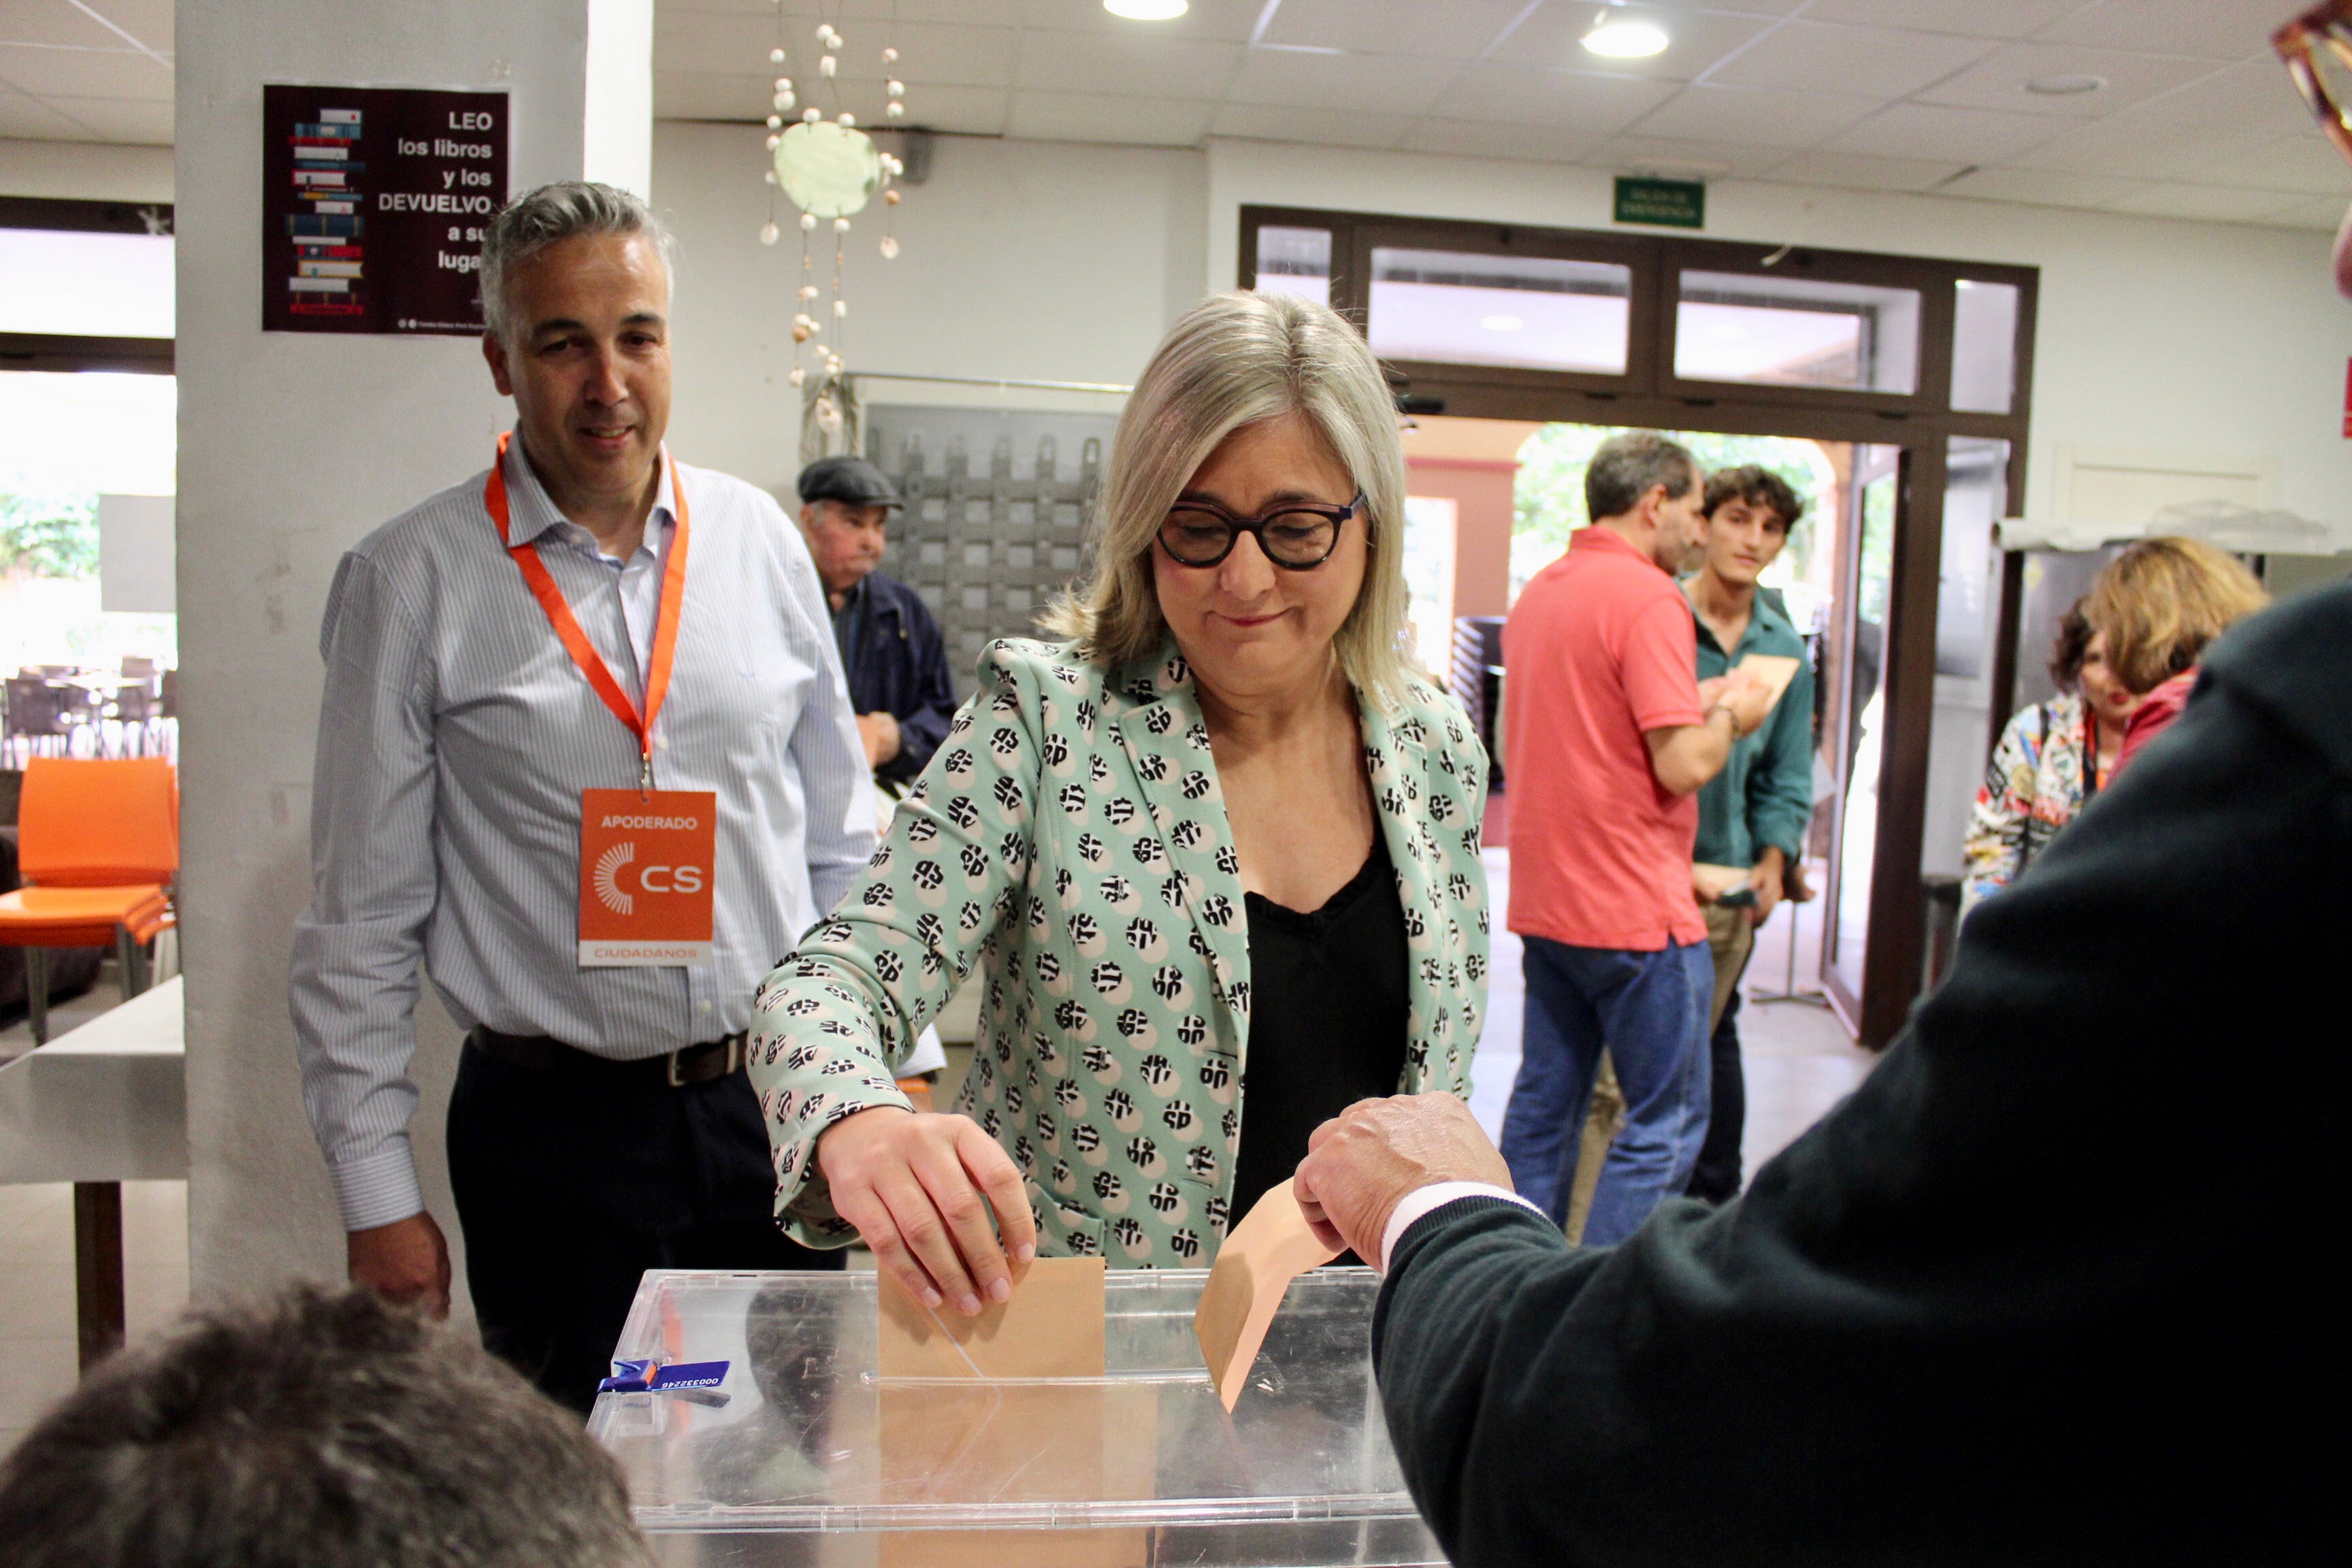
1259;0;1531;61
1914;42;2230;120
1226;46;1460;116
864;83;1013;137
663;15;1019;88
0;44;168;101
1007;90;1213;145
1938;166;2152;207
2125;59;2313;135
1013;0;1264;44
2028;1;2271;63
1395;118;1601;163
1014;27;1244;99
37;94;170;142
1499;5;1778;84
656;11;797;76
1210;101;1414;150
1825;101;2066;164
1765;148;1971;193
99;0;175;50
0;84;97;139
2104;181;2326;223
1585;132;1798;180
1626;82;1880;149
2255;194;2351;230
1800;1;2081;39
2177;132;2352;198
1710;21;1997;99
1999;112;2278;178
1426;61;1680;132
0;2;125;50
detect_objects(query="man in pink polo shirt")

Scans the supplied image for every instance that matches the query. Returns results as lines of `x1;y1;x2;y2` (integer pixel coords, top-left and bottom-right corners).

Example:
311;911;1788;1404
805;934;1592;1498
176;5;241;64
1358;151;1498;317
1497;432;1773;1244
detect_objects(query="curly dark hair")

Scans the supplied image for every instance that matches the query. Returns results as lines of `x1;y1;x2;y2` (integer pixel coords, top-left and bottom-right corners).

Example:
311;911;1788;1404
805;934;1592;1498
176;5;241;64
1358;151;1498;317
1701;466;1804;531
2046;600;2093;691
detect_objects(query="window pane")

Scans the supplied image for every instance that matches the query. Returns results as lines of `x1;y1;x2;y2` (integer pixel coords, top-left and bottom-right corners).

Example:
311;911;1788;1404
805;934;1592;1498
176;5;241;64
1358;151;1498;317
1368;248;1630;374
1675;270;1918;394
1254;226;1331;306
1950;279;2020;414
0;228;175;338
1938;437;2010;679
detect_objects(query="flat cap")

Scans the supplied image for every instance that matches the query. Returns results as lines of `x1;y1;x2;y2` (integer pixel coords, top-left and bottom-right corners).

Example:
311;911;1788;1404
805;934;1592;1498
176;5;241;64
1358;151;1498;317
797;455;903;510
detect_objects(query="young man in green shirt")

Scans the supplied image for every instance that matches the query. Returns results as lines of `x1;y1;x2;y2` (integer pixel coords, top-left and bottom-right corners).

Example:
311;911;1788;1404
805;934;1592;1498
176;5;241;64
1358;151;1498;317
1681;466;1816;1204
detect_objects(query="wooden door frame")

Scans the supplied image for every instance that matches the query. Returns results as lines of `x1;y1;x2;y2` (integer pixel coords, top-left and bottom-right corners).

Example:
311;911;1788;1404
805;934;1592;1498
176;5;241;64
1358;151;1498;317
1240;206;2040;1046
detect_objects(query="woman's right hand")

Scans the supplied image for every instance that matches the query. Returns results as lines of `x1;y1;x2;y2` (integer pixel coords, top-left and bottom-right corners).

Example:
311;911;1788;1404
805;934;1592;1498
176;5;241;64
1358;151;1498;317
815;1105;1037;1315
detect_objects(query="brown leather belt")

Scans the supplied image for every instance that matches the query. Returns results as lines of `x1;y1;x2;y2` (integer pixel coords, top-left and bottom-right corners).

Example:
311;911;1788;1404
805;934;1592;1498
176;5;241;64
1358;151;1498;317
466;1026;748;1088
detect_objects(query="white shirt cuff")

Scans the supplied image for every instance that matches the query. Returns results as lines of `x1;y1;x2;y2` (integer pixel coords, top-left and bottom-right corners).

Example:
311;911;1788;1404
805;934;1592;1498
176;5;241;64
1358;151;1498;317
329;1141;427;1233
1379;1181;1548;1272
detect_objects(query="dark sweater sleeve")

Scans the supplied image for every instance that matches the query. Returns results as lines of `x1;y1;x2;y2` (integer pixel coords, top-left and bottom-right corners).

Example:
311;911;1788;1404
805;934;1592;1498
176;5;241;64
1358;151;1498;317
877;590;958;783
1371;587;2351;1568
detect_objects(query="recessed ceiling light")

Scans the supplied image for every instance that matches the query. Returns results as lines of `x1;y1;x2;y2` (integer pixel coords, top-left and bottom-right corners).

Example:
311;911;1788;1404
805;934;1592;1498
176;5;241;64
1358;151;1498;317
1584;19;1670;59
2025;73;2106;95
1481;314;1525;332
1104;0;1188;20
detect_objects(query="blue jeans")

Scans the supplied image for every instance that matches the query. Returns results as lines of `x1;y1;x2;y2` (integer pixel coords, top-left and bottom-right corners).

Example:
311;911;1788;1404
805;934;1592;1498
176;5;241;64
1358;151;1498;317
1499;936;1713;1245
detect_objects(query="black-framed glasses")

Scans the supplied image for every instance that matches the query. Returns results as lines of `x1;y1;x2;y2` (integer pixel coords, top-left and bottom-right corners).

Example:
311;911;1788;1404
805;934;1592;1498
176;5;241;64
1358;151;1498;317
2276;0;2352;170
1156;491;1365;570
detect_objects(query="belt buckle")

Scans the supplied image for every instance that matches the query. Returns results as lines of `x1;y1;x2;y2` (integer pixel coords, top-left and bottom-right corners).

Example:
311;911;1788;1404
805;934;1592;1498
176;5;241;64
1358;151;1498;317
666;1035;745;1088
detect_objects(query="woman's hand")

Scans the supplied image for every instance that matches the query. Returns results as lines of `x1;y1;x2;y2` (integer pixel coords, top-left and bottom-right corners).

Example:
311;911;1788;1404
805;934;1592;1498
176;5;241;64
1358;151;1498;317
816;1105;1037;1315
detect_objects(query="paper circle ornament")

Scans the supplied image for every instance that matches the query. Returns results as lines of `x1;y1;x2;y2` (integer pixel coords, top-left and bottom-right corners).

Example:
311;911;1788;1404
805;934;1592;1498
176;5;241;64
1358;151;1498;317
773;120;881;218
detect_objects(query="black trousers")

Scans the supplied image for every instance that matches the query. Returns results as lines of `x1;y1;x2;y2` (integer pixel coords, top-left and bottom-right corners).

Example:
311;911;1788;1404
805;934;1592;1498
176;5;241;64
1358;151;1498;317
446;1041;843;1412
1686;987;1748;1205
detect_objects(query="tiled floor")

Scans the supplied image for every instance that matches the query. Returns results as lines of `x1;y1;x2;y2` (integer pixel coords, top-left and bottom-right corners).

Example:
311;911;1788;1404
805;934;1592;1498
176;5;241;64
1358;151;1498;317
1466;849;1878;1183
0;853;1873;1459
0;972;195;1459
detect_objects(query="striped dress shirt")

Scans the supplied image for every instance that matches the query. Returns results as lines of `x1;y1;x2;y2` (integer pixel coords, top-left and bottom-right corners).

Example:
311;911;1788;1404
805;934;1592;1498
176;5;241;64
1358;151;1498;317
290;438;876;1232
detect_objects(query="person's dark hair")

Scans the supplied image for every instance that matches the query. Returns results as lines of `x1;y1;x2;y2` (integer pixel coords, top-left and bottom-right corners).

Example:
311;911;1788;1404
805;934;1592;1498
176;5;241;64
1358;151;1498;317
0;1285;654;1568
1701;466;1804;532
1584;431;1698;521
2046;600;2094;691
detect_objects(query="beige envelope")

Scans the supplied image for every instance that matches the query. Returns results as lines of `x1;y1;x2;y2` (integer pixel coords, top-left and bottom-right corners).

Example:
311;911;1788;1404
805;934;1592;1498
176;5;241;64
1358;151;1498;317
1193;1179;1341;1413
1734;651;1801;712
875;1259;1153;1568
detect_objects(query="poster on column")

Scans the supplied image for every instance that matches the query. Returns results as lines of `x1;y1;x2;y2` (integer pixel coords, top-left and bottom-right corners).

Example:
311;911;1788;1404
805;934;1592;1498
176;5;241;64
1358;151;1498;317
261;84;509;336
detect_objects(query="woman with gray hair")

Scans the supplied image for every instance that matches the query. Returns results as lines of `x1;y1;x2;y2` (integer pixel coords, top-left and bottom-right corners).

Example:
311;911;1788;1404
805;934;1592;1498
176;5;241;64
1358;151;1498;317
749;290;1491;1311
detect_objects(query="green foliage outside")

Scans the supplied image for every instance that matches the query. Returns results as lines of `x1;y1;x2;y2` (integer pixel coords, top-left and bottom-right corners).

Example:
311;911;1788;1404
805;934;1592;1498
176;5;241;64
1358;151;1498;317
0;491;100;580
1511;424;1837;598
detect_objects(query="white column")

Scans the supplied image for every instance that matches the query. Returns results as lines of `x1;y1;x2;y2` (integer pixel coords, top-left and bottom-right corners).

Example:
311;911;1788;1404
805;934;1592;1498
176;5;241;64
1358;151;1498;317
173;0;653;1306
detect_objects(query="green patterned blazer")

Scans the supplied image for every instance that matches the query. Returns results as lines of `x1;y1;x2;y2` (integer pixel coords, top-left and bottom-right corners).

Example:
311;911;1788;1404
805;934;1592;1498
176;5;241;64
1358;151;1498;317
749;636;1491;1266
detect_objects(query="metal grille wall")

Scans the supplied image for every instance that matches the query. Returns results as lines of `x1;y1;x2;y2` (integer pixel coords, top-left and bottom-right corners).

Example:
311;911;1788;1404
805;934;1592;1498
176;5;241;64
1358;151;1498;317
865;405;1118;700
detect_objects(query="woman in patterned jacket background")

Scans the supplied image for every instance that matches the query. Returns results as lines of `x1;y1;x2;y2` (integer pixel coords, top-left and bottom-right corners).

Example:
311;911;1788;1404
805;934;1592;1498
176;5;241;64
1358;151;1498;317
749;290;1492;1316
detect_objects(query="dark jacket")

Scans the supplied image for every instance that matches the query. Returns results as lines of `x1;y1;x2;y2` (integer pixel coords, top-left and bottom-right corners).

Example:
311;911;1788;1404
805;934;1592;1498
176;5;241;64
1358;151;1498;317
1372;583;2349;1567
838;568;956;783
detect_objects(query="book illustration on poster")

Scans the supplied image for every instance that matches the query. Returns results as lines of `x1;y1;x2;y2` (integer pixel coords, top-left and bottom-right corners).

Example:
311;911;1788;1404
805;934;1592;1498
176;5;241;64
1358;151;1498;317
287;106;365;319
261;84;510;336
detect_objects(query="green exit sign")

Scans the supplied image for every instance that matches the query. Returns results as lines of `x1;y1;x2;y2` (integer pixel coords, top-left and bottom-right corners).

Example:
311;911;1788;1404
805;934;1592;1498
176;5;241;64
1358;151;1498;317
1614;176;1705;229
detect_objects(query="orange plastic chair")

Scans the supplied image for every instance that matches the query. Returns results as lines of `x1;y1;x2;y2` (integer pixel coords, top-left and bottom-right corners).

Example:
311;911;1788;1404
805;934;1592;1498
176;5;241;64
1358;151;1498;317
0;757;178;1045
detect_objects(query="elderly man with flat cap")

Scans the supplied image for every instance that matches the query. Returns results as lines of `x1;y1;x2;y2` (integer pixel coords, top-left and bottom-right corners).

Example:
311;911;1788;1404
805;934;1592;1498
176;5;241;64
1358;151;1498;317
795;455;956;787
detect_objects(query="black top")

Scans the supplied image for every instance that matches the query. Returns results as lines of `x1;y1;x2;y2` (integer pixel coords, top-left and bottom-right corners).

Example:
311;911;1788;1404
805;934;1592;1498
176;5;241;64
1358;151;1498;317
1230;831;1410;1231
1370;583;2352;1567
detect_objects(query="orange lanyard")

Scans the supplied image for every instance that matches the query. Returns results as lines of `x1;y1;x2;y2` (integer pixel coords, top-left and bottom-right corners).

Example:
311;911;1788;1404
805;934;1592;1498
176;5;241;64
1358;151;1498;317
485;431;690;792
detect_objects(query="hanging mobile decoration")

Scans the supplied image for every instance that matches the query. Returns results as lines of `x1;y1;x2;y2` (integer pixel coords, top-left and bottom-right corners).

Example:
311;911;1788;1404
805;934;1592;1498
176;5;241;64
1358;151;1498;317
756;2;911;419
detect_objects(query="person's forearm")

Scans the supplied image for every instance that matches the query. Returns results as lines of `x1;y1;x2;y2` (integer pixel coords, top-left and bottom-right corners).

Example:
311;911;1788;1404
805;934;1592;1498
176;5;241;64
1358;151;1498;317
1650;707;1738;796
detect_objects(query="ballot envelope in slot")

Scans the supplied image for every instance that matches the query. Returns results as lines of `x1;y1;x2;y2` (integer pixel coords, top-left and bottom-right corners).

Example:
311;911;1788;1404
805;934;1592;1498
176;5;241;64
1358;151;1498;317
589;1267;1445;1567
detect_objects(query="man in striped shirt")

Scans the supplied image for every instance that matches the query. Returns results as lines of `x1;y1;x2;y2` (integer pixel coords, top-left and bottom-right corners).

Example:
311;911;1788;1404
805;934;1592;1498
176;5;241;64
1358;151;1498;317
289;183;874;1409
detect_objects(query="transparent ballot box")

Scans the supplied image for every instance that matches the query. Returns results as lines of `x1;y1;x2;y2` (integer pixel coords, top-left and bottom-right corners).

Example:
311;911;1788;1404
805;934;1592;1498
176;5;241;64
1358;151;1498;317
589;1268;1446;1567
